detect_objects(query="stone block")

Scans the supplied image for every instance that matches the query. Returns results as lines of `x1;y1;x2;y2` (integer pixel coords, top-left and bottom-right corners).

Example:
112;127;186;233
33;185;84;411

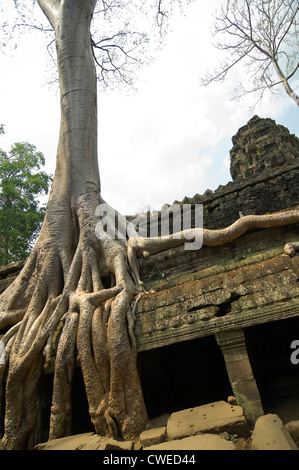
102;438;134;451
144;434;235;450
285;420;299;445
166;401;249;441
35;432;95;450
140;426;166;447
35;433;134;451
251;414;298;450
148;413;170;428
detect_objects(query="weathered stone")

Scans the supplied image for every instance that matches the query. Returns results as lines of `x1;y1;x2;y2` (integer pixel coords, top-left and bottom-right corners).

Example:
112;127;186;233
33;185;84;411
35;433;134;451
77;435;134;451
166;401;250;441
251;414;298;450
285;421;299;446
102;438;134;451
76;434;105;450
148;412;170;428
35;432;95;450
143;433;235;450
136;224;299;353
215;329;264;423
230;115;299;183
140;426;166;447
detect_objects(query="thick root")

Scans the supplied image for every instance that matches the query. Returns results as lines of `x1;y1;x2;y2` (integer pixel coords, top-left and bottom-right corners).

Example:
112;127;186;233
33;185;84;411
127;209;299;284
0;209;148;449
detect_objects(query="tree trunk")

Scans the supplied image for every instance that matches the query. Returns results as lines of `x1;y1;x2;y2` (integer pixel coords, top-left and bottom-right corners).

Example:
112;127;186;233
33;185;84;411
0;0;148;449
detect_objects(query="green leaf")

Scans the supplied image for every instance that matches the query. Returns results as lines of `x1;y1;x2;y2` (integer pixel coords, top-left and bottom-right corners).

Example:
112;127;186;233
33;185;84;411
0;138;52;265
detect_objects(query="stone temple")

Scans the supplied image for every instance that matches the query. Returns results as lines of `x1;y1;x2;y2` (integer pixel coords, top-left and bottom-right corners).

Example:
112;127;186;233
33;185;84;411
1;115;299;441
134;115;299;426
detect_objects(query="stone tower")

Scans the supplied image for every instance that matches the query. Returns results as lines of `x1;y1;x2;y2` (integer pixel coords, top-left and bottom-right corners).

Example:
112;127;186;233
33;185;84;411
230;115;299;182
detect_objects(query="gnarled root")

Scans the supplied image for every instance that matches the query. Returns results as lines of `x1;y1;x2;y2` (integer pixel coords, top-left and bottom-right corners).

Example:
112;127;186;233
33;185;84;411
0;196;148;450
127;209;299;284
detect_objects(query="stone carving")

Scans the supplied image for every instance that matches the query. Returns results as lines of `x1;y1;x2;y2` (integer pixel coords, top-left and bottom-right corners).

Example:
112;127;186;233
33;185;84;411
230;115;299;182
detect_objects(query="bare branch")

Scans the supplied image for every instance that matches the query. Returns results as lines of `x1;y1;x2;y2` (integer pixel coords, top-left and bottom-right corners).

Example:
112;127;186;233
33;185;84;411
202;0;299;107
201;45;255;85
275;4;299;54
13;23;54;33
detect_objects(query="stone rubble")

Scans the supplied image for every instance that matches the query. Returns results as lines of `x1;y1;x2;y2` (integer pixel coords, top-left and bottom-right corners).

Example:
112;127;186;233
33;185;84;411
35;399;299;451
251;414;298;450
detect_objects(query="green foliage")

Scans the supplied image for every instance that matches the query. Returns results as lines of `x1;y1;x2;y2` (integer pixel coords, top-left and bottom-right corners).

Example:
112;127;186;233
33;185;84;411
0;131;52;265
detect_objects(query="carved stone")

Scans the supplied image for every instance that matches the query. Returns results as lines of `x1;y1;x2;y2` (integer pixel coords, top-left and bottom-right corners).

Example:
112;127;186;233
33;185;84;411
230;115;299;182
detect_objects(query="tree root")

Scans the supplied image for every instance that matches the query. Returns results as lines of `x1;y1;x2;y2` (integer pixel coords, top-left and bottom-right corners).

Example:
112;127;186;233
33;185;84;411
0;198;148;449
284;241;299;256
127;209;299;284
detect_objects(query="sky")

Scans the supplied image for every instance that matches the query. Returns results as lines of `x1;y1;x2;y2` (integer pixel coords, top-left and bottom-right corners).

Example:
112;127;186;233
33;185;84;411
0;0;298;215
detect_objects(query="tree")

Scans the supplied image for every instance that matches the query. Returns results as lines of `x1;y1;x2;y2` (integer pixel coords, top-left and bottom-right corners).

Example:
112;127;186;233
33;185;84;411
0;138;51;265
201;0;299;106
1;0;299;450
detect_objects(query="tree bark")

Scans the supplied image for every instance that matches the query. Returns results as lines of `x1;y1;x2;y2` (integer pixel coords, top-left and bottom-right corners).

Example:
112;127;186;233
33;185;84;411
0;0;149;449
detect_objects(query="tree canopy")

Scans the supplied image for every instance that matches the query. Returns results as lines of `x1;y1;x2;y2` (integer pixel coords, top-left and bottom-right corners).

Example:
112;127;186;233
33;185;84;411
0;135;52;265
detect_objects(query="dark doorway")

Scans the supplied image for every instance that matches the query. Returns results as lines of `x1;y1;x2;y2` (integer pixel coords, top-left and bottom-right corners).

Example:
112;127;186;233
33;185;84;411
71;367;94;435
245;316;299;422
39;367;94;442
138;335;233;420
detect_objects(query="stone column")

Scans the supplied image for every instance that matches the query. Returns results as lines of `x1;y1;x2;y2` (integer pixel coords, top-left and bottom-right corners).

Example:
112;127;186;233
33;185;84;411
215;328;264;424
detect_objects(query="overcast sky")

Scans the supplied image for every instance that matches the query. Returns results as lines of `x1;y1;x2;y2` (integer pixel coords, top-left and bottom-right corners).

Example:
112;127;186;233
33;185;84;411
0;0;298;215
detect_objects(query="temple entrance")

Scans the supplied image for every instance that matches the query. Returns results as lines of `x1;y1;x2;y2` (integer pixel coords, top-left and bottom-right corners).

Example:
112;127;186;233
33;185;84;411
244;316;299;423
39;367;94;442
138;335;233;421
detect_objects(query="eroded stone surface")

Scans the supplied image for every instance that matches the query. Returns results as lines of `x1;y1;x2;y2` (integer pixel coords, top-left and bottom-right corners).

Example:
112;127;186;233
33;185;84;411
35;433;134;451
285;420;299;446
166;401;249;441
143;433;235;450
140;426;166;447
230;115;299;183
35;432;95;450
251;414;298;450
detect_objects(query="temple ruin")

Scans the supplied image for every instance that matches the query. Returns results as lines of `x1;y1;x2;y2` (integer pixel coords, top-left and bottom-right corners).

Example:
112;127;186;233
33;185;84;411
1;115;299;440
136;115;299;427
